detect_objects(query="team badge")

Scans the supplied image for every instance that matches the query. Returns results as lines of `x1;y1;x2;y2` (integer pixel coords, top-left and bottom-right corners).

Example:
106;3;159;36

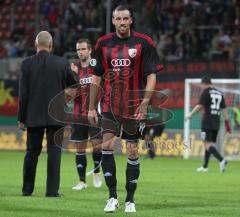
128;48;137;58
90;58;97;66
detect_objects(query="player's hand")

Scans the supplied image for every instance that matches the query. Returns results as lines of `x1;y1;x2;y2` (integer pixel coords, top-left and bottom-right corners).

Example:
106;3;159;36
185;113;192;121
71;63;78;74
225;120;232;134
65;88;76;98
88;109;98;125
134;102;148;121
18;122;26;131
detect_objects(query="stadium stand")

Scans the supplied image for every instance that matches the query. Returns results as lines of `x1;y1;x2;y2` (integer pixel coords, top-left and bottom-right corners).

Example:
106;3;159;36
0;0;240;60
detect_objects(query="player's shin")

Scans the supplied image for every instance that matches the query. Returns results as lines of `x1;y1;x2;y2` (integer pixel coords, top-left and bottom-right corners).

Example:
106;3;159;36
92;150;102;173
76;151;87;182
102;149;117;198
125;157;140;203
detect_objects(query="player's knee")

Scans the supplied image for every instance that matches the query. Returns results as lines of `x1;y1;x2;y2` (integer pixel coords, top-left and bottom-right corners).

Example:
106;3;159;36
128;149;138;159
76;141;87;152
102;133;115;150
205;142;212;151
91;139;102;152
126;142;138;158
27;148;42;157
102;139;114;150
92;145;102;153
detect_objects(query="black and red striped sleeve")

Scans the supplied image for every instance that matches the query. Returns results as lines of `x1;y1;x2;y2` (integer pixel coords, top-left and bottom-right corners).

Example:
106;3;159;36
143;37;163;76
91;38;105;76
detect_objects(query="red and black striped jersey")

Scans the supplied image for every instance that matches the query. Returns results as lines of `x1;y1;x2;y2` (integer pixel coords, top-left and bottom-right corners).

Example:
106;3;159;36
74;61;93;116
91;31;163;117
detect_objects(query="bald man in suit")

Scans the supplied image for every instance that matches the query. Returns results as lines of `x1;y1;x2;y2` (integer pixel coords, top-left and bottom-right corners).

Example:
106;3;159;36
18;31;77;197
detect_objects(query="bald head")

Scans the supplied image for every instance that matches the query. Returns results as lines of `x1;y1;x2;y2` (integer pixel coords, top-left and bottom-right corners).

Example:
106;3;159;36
35;31;53;51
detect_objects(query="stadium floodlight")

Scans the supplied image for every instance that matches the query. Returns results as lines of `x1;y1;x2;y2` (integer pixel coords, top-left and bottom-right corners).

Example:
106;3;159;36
184;78;240;159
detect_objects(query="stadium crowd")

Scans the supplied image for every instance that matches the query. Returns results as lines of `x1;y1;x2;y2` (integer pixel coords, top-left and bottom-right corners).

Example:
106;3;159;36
1;0;240;60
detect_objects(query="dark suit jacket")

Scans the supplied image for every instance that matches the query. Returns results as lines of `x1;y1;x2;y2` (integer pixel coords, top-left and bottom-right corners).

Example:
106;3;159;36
18;50;77;127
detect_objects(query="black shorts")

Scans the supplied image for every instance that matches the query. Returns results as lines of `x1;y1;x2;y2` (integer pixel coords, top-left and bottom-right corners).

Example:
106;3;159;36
70;124;101;142
143;124;165;138
101;112;145;142
201;129;218;143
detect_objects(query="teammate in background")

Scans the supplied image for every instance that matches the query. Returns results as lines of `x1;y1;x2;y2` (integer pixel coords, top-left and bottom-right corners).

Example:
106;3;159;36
232;102;240;130
144;124;165;159
186;76;231;172
69;39;102;190
88;5;162;213
143;90;170;159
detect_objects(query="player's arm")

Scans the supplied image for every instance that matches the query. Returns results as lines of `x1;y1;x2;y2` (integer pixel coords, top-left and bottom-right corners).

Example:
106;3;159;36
89;74;101;110
143;73;156;104
65;63;79;99
18;60;29;130
135;73;156;120
185;104;203;120
223;108;229;121
65;88;77;99
65;59;79;87
88;74;102;124
186;89;207;120
223;108;231;133
222;96;231;133
88;39;104;124
135;37;162;120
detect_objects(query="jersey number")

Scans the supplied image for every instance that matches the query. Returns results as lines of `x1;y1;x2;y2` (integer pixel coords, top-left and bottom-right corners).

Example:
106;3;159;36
210;93;222;110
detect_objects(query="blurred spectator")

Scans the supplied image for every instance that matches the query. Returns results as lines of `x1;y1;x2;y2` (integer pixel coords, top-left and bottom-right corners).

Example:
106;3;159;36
229;29;240;59
233;102;240;130
47;5;58;27
209;29;231;59
0;43;7;59
1;0;240;60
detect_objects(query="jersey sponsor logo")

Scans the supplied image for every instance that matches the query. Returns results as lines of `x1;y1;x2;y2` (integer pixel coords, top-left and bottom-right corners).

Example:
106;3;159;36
113;68;120;72
79;77;93;85
90;58;97;66
128;48;137;58
111;59;131;67
103;68;134;81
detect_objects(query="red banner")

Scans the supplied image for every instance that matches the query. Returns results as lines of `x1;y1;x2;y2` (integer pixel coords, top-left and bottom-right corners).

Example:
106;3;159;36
0;80;18;116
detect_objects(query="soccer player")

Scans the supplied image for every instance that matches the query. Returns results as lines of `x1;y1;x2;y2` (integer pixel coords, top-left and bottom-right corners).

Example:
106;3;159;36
69;39;102;190
186;76;231;172
232;102;240;130
88;5;163;213
144;124;165;159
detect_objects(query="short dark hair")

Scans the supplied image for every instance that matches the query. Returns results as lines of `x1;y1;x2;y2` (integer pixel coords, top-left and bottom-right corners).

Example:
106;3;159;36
77;38;92;49
112;5;131;17
201;76;212;84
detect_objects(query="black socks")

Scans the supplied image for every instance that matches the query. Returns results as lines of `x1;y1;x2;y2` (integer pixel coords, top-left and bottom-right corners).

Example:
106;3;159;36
76;152;87;182
125;158;140;203
102;149;117;199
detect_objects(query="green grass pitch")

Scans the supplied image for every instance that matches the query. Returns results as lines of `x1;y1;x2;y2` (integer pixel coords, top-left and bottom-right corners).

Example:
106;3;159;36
0;150;239;217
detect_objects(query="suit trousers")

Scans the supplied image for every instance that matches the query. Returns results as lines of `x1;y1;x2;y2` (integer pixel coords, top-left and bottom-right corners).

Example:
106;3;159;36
22;126;63;196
